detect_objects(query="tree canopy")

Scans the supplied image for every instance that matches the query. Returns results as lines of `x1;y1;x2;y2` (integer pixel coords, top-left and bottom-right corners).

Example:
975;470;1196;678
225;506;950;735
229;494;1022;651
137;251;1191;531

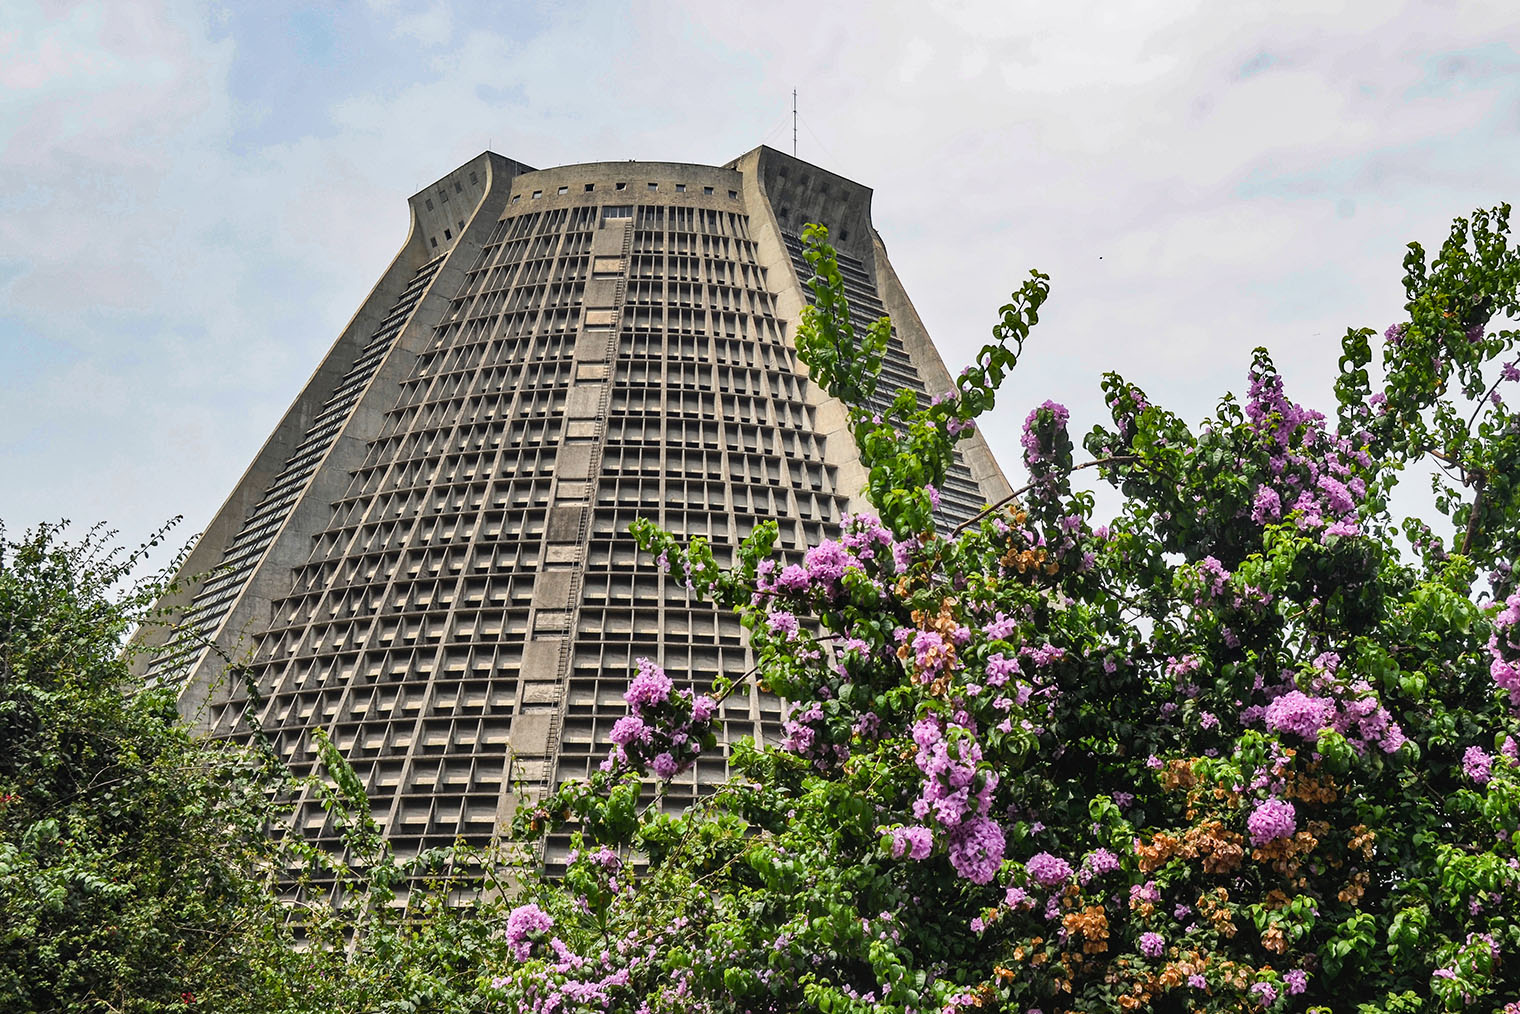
499;208;1520;1013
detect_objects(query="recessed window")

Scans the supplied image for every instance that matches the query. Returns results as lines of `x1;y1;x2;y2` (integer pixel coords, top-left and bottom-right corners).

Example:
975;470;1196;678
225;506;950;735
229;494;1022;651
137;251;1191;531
469;171;478;185
439;190;448;202
558;185;568;195
454;181;463;193
728;190;738;199
648;182;658;191
444;228;452;240
703;186;713;196
425;198;434;211
512;194;520;203
675;183;686;193
457;220;464;230
532;190;542;199
430;236;438;248
584;183;595;192
615;182;627;191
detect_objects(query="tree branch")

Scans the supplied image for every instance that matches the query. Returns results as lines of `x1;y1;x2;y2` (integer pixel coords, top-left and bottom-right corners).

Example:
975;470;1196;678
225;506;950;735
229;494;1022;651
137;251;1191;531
1461;471;1487;558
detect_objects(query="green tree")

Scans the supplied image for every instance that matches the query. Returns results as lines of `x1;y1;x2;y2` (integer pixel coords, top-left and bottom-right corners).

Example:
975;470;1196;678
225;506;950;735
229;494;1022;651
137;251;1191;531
0;521;528;1013
0;522;284;1012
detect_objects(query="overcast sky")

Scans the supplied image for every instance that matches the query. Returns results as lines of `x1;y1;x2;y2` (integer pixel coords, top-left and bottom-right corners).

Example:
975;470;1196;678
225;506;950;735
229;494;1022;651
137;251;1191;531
4;0;1519;561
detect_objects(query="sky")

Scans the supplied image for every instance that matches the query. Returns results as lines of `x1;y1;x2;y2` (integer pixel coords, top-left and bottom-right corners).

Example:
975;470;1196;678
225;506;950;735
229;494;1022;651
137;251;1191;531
3;0;1520;564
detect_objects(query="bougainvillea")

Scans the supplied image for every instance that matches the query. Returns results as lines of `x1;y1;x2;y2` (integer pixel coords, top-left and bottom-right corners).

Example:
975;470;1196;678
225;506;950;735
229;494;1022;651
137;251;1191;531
499;208;1520;1013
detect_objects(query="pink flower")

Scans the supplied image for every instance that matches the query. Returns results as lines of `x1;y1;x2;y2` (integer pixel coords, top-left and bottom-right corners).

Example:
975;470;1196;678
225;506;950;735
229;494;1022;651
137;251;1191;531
1025;852;1073;886
651;752;680;779
624;658;673;711
1264;691;1335;740
1247;798;1296;847
1463;746;1493;784
1138;932;1165;958
505;903;554;961
947;816;1005;884
889;825;933;860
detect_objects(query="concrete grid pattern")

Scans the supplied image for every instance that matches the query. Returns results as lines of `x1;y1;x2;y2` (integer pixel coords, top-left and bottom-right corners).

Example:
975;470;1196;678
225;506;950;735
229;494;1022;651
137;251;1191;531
136;147;1012;881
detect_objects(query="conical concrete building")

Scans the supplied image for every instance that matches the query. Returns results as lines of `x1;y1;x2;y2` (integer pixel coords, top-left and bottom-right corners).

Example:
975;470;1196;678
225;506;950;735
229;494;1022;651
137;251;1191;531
136;147;1010;869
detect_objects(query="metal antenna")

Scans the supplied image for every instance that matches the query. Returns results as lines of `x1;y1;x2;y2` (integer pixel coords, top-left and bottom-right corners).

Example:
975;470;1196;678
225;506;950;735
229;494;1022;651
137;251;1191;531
792;89;798;157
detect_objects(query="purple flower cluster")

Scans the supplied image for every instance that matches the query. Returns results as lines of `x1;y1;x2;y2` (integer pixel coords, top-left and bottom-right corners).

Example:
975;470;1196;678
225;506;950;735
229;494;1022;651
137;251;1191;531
603;658;715;780
1246;798;1297;847
888;825;934;860
1138;931;1165;958
946;815;1005;884
1491;592;1520;701
505;903;554;961
1020;400;1070;468
898;627;958;683
908;718;1005;882
755;514;904;613
1078;847;1120;884
1264;690;1335;739
1263;661;1406;755
1245;359;1372;544
1463;746;1493;784
1025;851;1073;887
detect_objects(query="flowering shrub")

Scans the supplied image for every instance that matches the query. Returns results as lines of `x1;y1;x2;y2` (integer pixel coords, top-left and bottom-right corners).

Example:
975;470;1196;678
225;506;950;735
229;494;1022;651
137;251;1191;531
502;209;1520;1012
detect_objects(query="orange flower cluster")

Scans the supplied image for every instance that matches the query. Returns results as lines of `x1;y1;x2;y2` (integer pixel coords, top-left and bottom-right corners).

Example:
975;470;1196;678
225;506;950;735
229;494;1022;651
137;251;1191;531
1134;821;1246;874
1196;888;1239;939
1061;904;1111;954
1285;766;1339;804
1160;759;1198;792
1347;824;1376;861
1251;827;1320;878
1338;870;1370;905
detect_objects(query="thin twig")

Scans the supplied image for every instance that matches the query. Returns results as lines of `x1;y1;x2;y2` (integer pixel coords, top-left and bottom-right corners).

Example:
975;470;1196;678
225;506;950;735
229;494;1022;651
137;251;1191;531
954;456;1142;534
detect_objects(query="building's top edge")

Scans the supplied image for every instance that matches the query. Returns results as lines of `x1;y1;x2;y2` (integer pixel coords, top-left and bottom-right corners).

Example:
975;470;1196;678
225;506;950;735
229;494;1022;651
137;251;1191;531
503;159;742;179
727;145;872;195
445;146;869;192
410;151;536;202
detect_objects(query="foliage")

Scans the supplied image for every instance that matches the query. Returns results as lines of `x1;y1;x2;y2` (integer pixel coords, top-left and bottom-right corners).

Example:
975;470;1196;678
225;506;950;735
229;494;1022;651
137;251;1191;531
501;212;1520;1014
0;521;279;1013
0;521;528;1013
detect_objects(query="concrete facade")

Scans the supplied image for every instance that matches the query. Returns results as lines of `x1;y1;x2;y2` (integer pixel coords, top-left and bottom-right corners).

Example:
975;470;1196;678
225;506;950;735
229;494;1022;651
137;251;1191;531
137;147;1011;874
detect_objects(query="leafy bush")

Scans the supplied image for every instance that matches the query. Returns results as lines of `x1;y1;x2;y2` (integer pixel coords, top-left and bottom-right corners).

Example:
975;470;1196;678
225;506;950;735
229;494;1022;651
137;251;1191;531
500;209;1520;1013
